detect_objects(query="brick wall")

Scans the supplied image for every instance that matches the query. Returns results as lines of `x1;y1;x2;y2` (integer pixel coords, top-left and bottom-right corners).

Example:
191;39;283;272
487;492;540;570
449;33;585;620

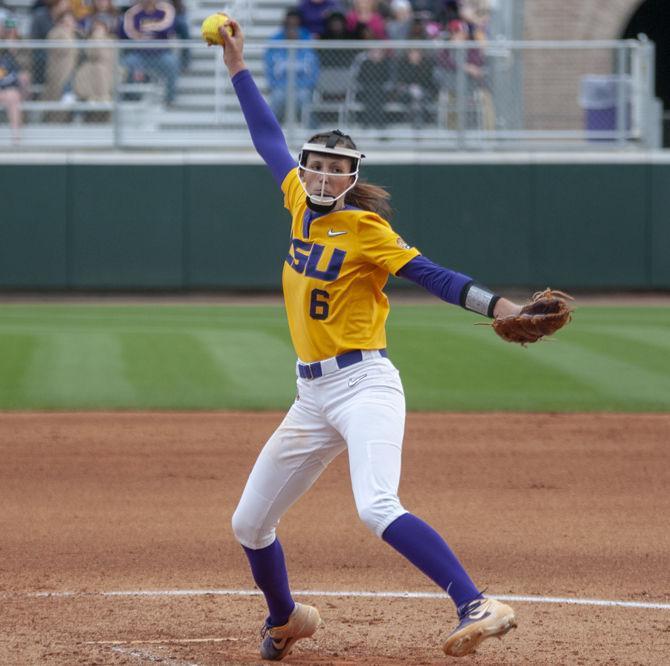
521;0;642;130
524;0;639;40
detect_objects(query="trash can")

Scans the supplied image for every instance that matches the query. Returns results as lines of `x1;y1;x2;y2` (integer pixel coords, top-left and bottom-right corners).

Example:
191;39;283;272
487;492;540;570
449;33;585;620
579;75;631;139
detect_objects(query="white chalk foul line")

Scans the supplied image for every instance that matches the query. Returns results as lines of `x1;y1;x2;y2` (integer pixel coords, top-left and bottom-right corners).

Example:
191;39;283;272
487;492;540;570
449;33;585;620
89;638;239;645
16;588;670;610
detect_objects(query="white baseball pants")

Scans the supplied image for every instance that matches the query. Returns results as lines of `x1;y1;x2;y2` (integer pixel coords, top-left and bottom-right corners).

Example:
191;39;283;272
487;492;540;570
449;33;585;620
231;357;408;550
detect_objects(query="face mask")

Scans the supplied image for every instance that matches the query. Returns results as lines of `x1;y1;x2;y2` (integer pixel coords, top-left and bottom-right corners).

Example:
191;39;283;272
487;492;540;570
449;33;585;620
297;141;364;213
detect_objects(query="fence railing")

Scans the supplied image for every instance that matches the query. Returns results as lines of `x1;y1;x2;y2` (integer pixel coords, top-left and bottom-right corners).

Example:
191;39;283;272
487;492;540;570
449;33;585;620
0;38;661;151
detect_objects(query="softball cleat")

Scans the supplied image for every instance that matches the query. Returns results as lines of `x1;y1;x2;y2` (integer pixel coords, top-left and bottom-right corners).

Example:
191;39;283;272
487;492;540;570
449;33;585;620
443;597;517;657
259;602;321;661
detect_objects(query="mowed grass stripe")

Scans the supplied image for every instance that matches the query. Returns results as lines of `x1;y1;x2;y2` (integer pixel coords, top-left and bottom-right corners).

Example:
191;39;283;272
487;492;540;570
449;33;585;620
388;320;599;411
386;305;670;411
0;303;668;411
566;326;670;380
0;334;39;409
119;332;235;409
454;307;670;409
520;337;670;411
579;324;670;352
195;330;295;408
0;305;287;331
19;332;137;409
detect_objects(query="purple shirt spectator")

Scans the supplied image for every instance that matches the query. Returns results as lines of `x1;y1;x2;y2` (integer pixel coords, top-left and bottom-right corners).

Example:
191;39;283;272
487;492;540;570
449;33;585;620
297;0;342;38
120;0;179;104
444;19;486;70
121;0;175;41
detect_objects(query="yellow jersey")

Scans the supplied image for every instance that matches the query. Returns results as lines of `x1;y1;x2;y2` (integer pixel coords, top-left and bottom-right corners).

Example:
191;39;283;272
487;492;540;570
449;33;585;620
281;168;420;362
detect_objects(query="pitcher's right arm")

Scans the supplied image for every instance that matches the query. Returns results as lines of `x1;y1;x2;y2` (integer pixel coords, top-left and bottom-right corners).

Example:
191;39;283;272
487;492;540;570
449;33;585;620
219;20;296;186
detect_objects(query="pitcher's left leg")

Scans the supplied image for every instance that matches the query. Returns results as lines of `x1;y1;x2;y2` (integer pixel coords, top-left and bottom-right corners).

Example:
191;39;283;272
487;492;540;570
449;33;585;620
335;377;408;538
338;385;481;605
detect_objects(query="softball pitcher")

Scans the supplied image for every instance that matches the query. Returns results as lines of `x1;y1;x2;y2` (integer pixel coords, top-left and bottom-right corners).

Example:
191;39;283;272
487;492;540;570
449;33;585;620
219;20;519;660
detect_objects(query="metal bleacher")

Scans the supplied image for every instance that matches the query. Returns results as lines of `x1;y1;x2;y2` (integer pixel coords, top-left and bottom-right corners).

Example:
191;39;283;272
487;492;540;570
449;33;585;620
167;0;290;130
2;2;662;150
0;0;293;148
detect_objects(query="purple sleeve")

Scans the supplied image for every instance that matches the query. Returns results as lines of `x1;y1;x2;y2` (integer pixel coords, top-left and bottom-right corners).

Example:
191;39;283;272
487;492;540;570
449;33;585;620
232;69;297;186
397;255;473;306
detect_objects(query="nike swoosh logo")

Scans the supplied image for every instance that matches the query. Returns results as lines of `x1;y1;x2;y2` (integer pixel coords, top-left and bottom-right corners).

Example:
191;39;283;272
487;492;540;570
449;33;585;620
467;609;490;621
328;229;347;237
348;373;367;388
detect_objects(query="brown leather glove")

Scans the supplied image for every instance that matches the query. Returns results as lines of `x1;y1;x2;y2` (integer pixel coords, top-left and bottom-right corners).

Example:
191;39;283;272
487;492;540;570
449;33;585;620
492;289;574;345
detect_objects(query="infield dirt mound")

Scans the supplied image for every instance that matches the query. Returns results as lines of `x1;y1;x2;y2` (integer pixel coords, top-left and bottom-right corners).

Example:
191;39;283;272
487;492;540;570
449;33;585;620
1;412;669;664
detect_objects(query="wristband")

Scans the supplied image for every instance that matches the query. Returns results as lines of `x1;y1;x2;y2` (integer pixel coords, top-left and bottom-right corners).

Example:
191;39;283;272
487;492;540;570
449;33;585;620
460;282;500;318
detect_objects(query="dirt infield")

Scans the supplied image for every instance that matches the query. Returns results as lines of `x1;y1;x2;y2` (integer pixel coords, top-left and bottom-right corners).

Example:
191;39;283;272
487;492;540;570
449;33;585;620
1;412;669;665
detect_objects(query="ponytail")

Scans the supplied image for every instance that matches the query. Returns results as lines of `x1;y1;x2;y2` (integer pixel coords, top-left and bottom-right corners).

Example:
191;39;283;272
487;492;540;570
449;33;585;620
346;180;393;219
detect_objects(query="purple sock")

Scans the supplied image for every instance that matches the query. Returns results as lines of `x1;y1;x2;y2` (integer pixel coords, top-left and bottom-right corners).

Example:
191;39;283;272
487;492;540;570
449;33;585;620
382;513;482;609
242;540;295;626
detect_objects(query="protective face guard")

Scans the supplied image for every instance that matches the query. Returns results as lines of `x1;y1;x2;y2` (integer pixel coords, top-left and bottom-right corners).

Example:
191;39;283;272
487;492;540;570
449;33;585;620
298;142;365;213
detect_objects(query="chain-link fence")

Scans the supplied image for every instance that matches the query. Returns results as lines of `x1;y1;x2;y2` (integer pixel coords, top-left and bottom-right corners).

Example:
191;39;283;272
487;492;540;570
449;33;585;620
0;38;660;150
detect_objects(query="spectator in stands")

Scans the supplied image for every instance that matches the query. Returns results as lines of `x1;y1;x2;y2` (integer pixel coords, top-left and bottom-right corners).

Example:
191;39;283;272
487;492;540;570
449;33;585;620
80;0;119;36
70;0;95;23
394;45;438;127
411;8;442;38
1;14;32;80
30;0;70;37
321;10;352;40
121;0;179;106
408;0;437;19
347;0;387;40
386;0;412;40
406;13;428;39
42;10;78;119
30;0;71;84
436;1;486;39
447;20;486;87
355;46;391;127
265;8;319;125
459;0;491;36
0;17;30;144
319;11;356;68
171;0;190;72
439;18;494;129
434;0;460;28
74;15;116;109
297;0;342;38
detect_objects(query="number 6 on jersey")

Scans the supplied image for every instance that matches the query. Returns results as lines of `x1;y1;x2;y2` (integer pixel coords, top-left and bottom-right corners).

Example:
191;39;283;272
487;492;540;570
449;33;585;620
309;289;329;320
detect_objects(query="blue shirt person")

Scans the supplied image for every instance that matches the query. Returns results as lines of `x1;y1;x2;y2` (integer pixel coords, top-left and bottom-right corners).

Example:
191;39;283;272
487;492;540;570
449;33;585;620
264;9;319;126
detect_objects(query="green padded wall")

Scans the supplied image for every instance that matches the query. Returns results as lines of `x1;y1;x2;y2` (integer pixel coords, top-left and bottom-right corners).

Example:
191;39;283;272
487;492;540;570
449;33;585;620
185;165;286;288
651;165;670;286
0;161;668;290
0;166;68;287
69;165;185;288
414;164;533;284
532;165;649;288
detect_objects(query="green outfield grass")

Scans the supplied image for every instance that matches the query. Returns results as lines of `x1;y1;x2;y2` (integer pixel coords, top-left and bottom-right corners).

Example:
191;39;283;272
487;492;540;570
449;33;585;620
0;303;668;411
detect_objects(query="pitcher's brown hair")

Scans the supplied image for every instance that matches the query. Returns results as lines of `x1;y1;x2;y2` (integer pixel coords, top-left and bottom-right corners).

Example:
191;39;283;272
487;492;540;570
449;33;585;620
305;131;393;219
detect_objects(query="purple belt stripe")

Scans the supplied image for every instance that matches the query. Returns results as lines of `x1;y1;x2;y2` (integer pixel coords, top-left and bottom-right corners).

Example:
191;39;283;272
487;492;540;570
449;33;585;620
298;349;388;380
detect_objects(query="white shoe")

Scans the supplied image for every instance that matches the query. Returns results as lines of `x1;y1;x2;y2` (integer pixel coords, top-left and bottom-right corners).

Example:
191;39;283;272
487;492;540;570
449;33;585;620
443;597;517;657
259;602;321;661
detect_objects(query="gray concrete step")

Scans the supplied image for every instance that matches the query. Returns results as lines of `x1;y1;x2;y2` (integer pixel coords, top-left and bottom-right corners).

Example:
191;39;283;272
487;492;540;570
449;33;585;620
190;6;285;25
